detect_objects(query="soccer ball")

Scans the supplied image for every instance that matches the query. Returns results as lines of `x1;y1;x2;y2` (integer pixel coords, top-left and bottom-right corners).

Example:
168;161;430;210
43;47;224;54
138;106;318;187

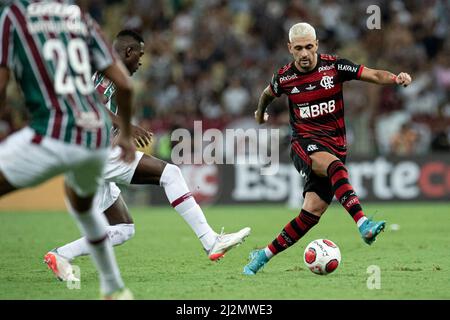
303;239;341;275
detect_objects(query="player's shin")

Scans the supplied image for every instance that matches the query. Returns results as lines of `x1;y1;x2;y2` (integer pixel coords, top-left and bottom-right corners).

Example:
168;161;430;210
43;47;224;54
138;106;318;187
56;224;135;260
65;199;125;295
327;160;367;227
267;209;320;258
160;164;217;250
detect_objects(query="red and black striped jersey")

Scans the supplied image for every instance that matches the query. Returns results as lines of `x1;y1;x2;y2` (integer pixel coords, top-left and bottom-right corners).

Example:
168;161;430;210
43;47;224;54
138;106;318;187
270;53;364;158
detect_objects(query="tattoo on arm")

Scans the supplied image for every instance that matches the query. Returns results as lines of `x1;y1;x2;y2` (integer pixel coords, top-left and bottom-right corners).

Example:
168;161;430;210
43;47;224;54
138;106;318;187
257;89;275;114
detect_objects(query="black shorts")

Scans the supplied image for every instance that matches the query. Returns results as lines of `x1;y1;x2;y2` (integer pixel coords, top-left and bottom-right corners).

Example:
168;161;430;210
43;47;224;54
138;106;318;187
290;138;346;204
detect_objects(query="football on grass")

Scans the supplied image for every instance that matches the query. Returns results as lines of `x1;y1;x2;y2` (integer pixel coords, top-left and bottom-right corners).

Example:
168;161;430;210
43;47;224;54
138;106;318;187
303;239;341;275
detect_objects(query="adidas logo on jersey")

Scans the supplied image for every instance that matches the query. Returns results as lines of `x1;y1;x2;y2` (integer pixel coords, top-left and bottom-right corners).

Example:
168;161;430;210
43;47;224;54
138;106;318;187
290;87;300;94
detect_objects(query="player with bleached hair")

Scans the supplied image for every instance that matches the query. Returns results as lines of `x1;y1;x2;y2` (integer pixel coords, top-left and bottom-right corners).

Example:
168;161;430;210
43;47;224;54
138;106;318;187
244;22;412;275
44;30;251;281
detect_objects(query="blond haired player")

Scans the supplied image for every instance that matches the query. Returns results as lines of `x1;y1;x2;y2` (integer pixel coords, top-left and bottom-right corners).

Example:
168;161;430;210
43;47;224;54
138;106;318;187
244;22;411;275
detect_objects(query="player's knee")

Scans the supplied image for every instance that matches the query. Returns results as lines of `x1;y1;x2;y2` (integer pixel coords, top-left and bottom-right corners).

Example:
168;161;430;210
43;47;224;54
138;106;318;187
108;224;135;245
310;152;340;177
160;163;183;186
123;224;135;241
302;195;328;216
326;159;346;177
303;205;327;216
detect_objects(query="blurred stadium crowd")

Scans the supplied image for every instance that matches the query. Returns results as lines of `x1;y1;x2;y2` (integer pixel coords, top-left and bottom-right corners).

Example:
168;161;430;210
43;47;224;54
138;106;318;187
1;0;449;158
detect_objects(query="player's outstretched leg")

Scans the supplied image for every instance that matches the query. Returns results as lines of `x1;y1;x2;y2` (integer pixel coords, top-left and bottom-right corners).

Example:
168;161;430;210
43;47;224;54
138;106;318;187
45;191;135;277
327;160;385;245
159;163;251;260
45;222;135;275
156;162;250;261
243;209;320;275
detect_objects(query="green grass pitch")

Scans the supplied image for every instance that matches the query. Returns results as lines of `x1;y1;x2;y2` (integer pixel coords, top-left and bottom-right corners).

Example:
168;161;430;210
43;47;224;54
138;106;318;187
0;203;449;300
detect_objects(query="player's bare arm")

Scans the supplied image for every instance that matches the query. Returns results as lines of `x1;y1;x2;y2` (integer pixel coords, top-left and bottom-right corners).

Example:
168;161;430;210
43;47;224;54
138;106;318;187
103;61;136;163
255;86;275;124
360;67;412;87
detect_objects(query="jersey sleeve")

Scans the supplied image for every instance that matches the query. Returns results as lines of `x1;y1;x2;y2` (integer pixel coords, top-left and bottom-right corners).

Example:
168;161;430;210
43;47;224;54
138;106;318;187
84;14;117;72
0;7;14;69
269;72;283;97
336;58;364;82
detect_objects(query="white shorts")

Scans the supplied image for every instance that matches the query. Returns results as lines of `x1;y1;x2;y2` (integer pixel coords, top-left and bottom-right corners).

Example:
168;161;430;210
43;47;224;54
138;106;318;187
103;146;144;185
0;127;108;197
94;181;122;213
94;146;144;212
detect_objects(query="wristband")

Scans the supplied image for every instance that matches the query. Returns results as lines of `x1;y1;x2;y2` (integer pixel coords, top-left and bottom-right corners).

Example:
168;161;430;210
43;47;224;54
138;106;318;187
391;75;398;83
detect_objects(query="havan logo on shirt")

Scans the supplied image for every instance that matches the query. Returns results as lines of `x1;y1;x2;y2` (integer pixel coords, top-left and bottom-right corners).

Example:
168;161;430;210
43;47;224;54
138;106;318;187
337;64;358;73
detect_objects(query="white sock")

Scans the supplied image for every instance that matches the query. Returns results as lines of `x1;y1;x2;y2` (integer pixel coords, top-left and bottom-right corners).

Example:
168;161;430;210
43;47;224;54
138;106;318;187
57;224;135;261
57;238;89;260
264;247;274;259
357;216;368;228
160;164;217;251
107;224;135;246
179;200;217;251
65;199;124;295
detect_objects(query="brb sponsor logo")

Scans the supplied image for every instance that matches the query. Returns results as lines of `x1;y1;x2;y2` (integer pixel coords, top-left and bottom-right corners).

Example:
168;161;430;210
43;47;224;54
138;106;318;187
299;100;336;119
279;74;298;83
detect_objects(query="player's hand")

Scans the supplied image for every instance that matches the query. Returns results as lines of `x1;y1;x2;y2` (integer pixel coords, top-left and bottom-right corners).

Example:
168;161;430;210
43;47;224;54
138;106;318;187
115;134;136;163
255;110;269;124
132;125;153;148
396;72;412;87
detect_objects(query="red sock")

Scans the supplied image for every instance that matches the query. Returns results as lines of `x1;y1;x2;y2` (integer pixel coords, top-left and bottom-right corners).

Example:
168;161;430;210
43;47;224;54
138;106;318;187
268;209;320;255
327;160;365;224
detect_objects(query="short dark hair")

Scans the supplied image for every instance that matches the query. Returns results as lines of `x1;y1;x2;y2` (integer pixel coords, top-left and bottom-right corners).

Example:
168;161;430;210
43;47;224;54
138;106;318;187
116;29;144;44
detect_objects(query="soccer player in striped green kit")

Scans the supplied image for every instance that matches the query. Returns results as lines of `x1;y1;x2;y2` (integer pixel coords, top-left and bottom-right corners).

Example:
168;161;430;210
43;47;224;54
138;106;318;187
0;0;135;299
45;30;251;274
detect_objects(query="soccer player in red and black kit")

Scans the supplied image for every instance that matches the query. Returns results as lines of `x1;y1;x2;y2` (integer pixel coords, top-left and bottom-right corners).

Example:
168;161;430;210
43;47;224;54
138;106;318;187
243;22;412;275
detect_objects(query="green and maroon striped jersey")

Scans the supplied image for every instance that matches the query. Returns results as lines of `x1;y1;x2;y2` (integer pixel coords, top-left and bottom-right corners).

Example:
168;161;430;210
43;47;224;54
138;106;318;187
0;0;116;149
93;71;118;115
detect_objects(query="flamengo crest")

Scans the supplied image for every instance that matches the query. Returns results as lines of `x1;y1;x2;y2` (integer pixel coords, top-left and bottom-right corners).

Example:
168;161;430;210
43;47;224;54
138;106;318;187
320;76;334;90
